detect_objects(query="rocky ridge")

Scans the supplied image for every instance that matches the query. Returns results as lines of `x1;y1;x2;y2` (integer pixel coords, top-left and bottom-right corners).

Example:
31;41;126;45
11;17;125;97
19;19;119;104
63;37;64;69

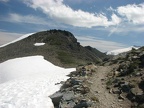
50;63;98;108
0;29;106;67
105;47;144;107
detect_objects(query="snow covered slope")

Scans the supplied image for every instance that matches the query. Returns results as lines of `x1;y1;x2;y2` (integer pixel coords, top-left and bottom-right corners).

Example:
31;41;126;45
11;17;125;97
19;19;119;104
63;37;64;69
34;42;45;46
0;56;76;108
0;33;34;48
107;46;139;55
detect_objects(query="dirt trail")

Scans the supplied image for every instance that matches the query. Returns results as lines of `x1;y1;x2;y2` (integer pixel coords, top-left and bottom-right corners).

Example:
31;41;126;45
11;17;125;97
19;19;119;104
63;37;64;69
90;66;130;108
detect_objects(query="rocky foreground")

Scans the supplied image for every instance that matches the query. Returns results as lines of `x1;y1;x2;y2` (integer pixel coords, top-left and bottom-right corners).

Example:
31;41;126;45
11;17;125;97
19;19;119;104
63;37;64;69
50;47;144;108
50;64;98;108
105;47;144;108
50;64;130;108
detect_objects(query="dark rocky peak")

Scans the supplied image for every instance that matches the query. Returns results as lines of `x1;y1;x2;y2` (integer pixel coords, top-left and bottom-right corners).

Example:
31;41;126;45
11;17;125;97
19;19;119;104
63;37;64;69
0;29;106;67
24;29;78;45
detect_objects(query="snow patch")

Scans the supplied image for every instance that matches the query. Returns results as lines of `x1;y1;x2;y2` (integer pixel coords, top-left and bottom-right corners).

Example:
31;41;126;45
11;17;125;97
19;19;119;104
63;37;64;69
34;43;45;46
0;33;34;48
0;56;76;108
107;46;139;55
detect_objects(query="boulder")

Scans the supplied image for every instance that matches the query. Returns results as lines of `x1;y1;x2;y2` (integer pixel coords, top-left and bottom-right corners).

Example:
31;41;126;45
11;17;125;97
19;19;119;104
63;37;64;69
70;78;81;85
50;91;63;107
74;99;92;108
62;91;75;101
121;84;131;93
120;81;131;93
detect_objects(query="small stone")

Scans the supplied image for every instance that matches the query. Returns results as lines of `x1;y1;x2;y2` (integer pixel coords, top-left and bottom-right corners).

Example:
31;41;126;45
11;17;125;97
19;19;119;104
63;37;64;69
118;99;123;102
101;78;105;81
95;91;99;93
119;94;125;100
49;91;63;107
109;88;113;93
135;72;142;76
87;80;93;84
113;89;121;94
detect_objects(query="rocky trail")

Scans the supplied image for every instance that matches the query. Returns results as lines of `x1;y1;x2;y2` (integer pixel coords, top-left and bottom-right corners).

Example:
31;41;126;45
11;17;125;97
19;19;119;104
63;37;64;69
51;65;132;108
90;66;131;108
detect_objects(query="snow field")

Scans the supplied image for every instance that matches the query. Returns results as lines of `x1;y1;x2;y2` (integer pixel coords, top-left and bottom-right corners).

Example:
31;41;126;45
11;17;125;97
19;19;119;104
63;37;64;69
107;46;139;55
34;43;45;46
0;56;76;108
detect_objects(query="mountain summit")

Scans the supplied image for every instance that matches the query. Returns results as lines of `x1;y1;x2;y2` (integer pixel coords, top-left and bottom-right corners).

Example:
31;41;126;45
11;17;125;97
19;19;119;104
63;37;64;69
0;30;106;67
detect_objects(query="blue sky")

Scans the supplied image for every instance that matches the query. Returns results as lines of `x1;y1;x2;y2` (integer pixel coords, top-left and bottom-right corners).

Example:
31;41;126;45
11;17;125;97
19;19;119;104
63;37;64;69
0;0;144;52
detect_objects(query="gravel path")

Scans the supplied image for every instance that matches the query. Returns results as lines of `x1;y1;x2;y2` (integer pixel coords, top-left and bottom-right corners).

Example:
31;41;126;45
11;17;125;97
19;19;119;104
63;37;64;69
90;66;130;108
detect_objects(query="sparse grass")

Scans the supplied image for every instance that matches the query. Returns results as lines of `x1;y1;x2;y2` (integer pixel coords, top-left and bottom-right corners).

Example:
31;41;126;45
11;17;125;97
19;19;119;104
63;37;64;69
57;51;75;64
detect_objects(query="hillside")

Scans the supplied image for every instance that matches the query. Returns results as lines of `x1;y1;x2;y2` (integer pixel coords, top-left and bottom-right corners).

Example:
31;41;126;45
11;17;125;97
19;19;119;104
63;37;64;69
0;30;106;67
103;46;144;107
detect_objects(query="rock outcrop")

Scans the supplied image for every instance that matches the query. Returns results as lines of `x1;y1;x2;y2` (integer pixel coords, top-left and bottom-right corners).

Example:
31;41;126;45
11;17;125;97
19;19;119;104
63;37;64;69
50;63;98;108
106;47;144;107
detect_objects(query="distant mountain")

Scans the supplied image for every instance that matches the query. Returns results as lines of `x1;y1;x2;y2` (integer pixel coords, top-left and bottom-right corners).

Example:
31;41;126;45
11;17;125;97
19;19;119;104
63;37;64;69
106;46;140;55
0;29;106;67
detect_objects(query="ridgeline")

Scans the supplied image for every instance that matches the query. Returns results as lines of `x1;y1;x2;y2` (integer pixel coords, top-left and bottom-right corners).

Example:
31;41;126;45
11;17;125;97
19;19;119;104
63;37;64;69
0;29;106;67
